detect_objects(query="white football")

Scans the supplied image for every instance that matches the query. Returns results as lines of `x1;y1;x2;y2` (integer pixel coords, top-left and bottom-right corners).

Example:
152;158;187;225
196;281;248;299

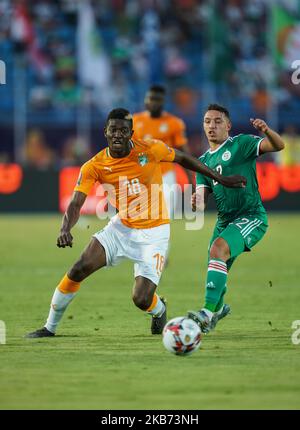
162;316;202;356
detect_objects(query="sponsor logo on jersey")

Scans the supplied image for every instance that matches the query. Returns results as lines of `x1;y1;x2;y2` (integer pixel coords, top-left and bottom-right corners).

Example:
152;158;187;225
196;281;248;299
138;153;148;166
222;150;231;161
159;123;169;133
104;167;113;172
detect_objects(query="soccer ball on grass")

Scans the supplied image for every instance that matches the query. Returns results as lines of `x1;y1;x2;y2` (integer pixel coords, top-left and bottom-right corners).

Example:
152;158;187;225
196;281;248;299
162;316;202;356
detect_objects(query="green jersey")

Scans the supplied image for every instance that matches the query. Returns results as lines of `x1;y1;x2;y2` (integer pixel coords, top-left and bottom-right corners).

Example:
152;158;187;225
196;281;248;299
196;134;267;223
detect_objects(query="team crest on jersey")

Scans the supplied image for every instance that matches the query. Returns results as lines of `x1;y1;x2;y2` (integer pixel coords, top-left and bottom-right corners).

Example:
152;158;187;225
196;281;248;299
138;153;148;166
159;123;169;133
222;150;231;161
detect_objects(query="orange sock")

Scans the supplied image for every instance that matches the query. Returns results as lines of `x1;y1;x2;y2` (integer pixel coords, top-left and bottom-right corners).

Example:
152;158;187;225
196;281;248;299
58;274;81;294
146;293;158;312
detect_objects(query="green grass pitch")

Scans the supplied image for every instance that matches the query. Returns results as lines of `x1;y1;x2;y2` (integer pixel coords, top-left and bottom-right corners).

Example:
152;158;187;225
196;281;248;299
1;213;300;410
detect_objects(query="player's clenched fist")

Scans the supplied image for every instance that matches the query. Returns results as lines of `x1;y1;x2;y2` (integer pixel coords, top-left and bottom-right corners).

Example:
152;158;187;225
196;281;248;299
57;230;73;248
250;118;269;134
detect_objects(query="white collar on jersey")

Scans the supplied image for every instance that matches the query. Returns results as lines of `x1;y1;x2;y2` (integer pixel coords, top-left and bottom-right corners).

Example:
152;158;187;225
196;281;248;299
209;136;232;154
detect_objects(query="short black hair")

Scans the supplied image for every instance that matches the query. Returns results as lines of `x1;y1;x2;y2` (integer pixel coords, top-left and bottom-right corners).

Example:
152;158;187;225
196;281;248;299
148;84;166;95
106;108;133;128
206;104;230;120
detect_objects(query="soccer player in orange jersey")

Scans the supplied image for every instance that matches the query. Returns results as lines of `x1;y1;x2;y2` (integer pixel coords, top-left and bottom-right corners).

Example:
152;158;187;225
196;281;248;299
133;85;194;218
26;108;246;338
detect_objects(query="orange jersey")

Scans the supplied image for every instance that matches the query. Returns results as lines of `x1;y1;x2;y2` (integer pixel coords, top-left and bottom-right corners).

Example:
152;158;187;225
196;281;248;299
74;137;175;229
133;111;187;175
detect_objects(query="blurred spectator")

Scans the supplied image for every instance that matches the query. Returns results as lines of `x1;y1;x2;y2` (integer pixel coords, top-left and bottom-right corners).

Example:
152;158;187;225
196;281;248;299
164;47;190;84
23;129;55;169
173;87;197;116
251;84;272;116
54;77;81;108
60;135;91;166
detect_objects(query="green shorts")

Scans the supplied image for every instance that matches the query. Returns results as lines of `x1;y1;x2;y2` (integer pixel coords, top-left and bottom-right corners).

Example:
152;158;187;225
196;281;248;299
209;214;268;270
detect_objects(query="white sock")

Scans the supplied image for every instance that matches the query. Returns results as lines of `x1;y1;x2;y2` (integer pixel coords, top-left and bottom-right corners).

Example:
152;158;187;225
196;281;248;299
45;288;77;333
147;297;165;317
202;308;214;321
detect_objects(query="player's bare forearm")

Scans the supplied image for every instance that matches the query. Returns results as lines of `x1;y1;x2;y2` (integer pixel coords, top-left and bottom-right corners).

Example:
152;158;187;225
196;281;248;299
179;144;196;192
264;128;285;152
173;150;221;182
57;191;87;248
173;149;246;188
250;118;285;153
61;202;80;231
186;169;195;193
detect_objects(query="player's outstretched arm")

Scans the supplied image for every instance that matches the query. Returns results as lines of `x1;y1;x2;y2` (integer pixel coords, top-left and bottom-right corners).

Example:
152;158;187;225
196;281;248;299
250;118;285;154
173;149;247;188
177;144;196;192
57;191;87;248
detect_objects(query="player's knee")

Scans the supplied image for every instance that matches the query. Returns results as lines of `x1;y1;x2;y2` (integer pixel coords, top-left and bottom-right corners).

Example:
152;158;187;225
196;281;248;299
210;238;230;261
132;292;152;310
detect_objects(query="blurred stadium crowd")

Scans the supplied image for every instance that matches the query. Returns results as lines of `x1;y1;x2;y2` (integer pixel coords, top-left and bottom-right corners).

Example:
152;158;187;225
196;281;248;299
0;0;300;167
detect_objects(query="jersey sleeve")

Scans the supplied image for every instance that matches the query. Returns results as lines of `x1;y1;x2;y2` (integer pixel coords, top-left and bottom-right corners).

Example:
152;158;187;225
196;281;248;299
147;138;176;162
238;134;264;160
196;157;212;190
74;161;99;195
173;118;188;148
132;114;140;137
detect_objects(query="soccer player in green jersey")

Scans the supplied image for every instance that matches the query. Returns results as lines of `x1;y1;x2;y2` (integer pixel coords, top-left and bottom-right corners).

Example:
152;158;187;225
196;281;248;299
188;104;285;333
